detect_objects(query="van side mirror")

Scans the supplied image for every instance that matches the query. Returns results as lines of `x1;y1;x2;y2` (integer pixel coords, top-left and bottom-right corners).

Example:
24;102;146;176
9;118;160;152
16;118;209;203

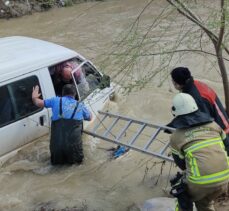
99;74;110;89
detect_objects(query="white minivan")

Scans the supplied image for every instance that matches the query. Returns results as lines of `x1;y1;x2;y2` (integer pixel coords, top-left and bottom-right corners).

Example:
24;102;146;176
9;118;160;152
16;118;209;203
0;36;115;159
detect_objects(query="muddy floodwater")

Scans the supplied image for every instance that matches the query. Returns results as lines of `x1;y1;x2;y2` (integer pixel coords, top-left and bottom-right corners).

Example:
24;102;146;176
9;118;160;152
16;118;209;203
0;0;228;210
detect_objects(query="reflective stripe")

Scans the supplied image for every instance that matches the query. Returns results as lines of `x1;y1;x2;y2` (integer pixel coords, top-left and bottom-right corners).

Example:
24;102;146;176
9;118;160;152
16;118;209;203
184;137;222;153
214;102;229;134
224;127;229;134
193;156;200;177
184;137;229;185
171;147;184;159
175;199;179;211
188;168;229;184
186;152;200;177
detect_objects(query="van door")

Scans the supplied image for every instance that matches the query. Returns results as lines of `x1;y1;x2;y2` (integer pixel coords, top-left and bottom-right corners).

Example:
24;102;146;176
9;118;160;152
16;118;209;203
0;74;50;156
71;60;115;115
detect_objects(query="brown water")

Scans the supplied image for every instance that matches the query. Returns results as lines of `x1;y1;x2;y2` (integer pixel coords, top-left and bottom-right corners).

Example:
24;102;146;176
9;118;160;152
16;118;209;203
0;0;227;210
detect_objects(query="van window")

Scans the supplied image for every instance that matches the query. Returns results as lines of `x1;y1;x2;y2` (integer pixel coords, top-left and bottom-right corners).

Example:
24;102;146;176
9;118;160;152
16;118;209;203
74;61;101;100
48;58;81;99
0;86;15;126
48;58;102;100
0;76;42;127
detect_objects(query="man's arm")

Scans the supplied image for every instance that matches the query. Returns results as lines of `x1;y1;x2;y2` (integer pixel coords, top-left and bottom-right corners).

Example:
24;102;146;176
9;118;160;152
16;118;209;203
220;131;229;156
81;103;92;121
32;85;44;108
171;145;186;170
172;153;186;170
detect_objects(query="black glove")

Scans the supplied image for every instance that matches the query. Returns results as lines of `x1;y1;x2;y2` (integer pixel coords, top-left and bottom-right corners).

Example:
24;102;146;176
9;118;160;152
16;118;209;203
223;136;229;156
172;154;186;170
170;171;183;186
170;176;193;211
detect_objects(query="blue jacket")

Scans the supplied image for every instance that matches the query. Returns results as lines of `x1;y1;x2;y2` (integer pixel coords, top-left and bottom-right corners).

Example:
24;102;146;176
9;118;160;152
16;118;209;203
44;96;91;121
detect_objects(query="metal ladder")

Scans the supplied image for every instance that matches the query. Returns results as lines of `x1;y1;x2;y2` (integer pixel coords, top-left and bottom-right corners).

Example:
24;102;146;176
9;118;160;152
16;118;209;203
83;111;175;162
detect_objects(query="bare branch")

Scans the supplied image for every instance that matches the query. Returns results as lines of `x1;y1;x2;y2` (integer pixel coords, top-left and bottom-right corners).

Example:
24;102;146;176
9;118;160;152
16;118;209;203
167;0;229;57
167;0;217;44
116;0;156;47
217;0;225;52
108;49;229;61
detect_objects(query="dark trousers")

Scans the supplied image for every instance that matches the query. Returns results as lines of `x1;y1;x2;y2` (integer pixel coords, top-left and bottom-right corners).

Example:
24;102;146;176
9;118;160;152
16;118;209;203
50;119;84;165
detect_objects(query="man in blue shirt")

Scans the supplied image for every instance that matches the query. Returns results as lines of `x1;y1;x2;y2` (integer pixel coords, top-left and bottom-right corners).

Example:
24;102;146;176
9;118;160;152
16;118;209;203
32;84;92;165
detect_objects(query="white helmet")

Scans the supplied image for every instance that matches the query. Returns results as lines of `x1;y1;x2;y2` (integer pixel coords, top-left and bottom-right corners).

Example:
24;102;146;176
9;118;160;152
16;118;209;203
172;93;198;117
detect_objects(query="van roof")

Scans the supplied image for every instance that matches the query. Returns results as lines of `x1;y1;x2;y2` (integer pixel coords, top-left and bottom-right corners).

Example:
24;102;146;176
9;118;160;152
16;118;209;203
0;36;79;83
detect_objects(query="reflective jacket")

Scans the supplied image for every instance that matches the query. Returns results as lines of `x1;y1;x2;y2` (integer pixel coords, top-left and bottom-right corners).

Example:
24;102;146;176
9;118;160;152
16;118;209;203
182;78;229;134
170;122;229;187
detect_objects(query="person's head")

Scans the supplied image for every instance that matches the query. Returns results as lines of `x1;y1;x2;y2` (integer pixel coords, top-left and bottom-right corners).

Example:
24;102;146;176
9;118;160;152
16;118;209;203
61;61;83;82
62;84;77;97
170;67;192;91
62;62;73;81
171;93;198;117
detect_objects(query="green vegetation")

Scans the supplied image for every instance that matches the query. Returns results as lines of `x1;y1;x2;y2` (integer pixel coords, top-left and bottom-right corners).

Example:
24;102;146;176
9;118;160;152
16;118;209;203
37;0;55;9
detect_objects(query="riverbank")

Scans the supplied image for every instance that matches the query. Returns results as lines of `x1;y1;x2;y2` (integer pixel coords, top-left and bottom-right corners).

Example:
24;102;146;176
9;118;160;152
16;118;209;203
0;0;105;18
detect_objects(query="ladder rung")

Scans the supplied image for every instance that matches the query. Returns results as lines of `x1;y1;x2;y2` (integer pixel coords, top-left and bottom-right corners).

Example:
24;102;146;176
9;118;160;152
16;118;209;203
99;111;176;132
92;113;108;133
115;120;132;141
129;123;146;145
85;111;175;163
83;129;173;162
143;128;161;150
103;117;120;137
159;142;170;155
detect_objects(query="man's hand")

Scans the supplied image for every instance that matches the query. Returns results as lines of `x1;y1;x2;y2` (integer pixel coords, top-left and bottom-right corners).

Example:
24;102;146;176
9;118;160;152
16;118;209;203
32;85;41;99
32;85;44;108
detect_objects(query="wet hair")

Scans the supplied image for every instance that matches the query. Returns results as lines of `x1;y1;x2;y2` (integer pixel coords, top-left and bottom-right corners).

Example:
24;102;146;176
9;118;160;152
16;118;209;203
62;84;77;97
171;67;192;85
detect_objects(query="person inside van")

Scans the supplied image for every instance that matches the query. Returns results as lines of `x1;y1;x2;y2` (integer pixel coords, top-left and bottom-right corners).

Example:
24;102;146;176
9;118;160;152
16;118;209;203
32;84;92;165
52;60;90;97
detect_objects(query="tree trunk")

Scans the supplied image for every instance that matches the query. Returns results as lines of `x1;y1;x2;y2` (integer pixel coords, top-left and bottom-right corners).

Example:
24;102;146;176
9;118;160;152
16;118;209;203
215;47;229;115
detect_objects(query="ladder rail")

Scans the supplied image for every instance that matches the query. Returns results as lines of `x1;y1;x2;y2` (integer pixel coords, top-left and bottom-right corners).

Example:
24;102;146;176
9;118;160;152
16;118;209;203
83;129;173;162
99;111;175;132
83;111;175;162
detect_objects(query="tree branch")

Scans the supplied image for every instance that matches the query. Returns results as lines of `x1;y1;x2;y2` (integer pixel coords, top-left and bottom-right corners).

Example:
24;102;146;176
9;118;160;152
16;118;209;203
167;0;217;43
108;49;229;61
217;0;225;52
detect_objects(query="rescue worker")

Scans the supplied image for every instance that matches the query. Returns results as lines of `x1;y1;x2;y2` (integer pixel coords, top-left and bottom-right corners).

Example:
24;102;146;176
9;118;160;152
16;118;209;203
170;67;229;155
170;67;229;134
169;93;229;211
32;84;92;165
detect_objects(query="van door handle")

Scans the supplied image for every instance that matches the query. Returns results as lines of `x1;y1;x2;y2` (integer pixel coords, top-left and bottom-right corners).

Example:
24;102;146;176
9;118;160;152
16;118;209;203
39;115;46;126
